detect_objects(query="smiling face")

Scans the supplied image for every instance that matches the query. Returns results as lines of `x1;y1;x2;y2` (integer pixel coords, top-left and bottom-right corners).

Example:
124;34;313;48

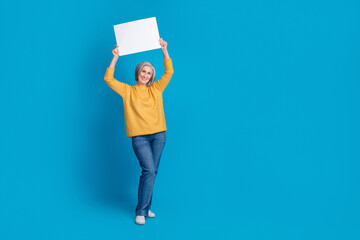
137;66;153;86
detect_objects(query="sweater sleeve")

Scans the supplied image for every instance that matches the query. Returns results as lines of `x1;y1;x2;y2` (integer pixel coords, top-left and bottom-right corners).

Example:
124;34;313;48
104;67;127;98
153;58;174;93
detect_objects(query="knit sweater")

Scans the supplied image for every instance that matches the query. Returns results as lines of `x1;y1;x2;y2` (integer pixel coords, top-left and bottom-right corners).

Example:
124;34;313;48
104;58;174;137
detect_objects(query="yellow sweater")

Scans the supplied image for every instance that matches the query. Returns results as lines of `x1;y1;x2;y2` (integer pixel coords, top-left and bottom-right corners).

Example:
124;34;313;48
104;58;174;137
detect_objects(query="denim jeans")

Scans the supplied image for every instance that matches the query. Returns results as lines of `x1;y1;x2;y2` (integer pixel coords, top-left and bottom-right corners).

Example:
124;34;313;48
132;131;166;216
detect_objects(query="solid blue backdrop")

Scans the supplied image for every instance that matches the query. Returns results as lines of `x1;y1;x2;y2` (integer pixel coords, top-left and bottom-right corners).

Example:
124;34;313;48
1;0;359;239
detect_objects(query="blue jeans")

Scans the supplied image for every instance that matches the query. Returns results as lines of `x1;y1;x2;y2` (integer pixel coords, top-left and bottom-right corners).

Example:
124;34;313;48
132;131;166;216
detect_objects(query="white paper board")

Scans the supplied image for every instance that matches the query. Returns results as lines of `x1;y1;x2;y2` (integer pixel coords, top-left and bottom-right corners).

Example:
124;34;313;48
113;17;161;56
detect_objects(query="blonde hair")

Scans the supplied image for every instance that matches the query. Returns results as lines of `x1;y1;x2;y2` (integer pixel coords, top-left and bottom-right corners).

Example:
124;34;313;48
135;61;156;87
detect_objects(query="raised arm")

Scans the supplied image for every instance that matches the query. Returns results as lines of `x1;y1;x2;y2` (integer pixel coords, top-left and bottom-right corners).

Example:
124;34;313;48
160;38;170;59
109;45;119;68
104;45;127;98
154;39;174;92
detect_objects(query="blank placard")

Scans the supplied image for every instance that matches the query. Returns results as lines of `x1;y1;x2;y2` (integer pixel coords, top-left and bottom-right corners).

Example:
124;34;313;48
113;17;161;56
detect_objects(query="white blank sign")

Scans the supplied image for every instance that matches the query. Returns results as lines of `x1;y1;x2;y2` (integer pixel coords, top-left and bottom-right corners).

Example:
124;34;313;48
113;17;161;56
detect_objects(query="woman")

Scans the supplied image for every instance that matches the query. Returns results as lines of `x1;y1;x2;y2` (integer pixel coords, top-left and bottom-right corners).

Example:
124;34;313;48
104;38;174;225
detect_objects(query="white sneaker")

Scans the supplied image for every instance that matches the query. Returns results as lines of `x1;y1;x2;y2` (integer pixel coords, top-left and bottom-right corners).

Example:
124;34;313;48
148;210;155;218
135;215;145;225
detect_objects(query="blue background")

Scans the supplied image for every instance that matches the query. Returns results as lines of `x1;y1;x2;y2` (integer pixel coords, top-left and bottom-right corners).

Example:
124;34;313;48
1;0;359;239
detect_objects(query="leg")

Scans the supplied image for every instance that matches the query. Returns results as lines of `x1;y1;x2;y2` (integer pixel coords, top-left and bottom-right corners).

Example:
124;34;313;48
132;135;156;217
148;131;166;209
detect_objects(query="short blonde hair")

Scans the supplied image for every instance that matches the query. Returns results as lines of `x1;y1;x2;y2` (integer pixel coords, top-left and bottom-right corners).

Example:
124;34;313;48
135;61;156;87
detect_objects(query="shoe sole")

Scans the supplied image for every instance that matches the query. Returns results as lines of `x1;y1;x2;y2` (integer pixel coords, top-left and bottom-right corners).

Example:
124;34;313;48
134;221;145;225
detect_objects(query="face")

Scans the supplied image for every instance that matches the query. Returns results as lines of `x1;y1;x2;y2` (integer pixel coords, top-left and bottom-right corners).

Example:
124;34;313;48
138;66;153;85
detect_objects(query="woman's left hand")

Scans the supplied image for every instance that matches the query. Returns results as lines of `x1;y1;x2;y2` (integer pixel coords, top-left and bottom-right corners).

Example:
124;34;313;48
159;38;167;51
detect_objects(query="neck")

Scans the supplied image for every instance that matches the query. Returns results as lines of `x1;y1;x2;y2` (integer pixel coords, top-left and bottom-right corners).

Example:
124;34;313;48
136;83;147;87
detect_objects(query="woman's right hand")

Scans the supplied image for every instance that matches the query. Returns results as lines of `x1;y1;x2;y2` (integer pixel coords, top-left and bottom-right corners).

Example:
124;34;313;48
112;45;120;57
